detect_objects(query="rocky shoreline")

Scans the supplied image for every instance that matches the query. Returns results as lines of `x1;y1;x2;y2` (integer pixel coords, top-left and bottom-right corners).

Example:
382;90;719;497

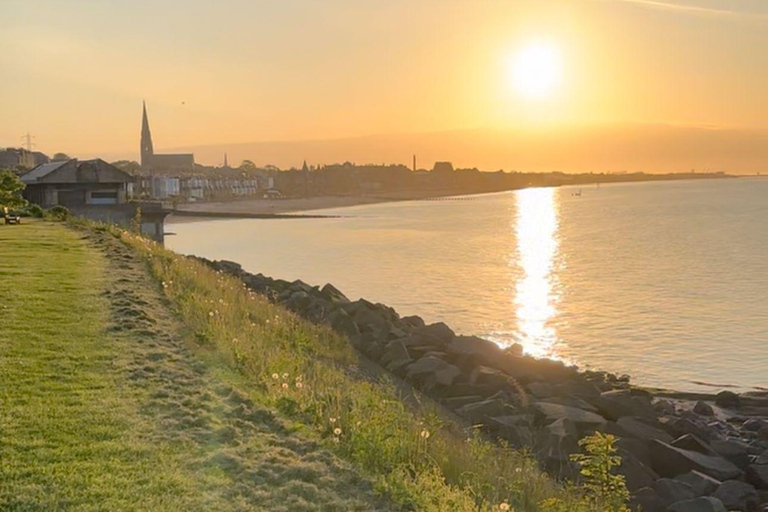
203;258;768;512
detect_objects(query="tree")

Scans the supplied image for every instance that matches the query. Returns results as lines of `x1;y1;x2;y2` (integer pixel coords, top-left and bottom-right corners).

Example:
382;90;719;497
0;170;28;210
111;160;142;174
239;159;257;172
52;152;71;162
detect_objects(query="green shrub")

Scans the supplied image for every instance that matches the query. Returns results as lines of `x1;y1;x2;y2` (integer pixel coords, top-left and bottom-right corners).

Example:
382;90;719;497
570;433;630;512
47;205;70;220
26;204;44;218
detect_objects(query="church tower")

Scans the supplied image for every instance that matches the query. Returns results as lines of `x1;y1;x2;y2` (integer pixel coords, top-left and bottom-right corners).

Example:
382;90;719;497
140;101;154;169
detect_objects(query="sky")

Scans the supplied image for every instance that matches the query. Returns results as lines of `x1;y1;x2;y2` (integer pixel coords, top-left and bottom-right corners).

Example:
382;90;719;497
1;0;768;171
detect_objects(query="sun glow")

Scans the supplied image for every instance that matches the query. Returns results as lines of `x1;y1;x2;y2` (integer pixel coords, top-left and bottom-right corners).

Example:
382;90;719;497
509;41;563;100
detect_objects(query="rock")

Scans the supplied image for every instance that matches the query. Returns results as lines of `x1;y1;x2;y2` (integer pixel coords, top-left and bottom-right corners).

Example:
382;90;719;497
216;259;243;274
352;306;389;334
412;322;455;344
470;365;511;390
716;391;741;408
327;308;361;341
617;416;675;443
672;434;718;455
400;315;425;329
379;340;413;372
630;487;666;512
694;401;716;416
536;431;580;480
711;439;751;469
406;356;461;388
654;399;677;416
319;283;349;304
649;440;743;481
457;399;512;423
441;395;483;410
675;470;721;496
654;478;697;507
533;402;607;433
591;389;655;421
446;335;504;368
547;418;579;438
619;450;659;492
527;382;555;399
617;437;653;467
505;343;524;357
712;480;758;511
745;419;768;432
668;496;726;512
758;450;768;465
662;415;716;441
747;464;768;490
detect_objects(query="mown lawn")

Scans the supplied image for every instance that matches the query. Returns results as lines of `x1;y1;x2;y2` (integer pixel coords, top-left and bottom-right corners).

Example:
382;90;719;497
0;221;201;510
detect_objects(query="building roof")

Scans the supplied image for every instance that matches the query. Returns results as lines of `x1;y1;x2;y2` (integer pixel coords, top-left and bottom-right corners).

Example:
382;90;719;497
20;161;69;183
21;159;134;185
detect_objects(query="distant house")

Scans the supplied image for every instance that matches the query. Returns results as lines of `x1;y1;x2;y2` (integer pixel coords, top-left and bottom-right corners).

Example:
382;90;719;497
432;162;454;174
21;158;132;207
21;158;170;243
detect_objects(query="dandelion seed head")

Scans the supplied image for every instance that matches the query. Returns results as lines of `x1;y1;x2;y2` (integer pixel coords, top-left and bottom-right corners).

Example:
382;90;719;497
271;373;279;380
333;428;342;436
281;382;289;389
420;430;430;439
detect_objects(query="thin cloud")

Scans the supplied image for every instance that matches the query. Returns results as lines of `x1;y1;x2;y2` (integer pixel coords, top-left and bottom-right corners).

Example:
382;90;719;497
606;0;767;20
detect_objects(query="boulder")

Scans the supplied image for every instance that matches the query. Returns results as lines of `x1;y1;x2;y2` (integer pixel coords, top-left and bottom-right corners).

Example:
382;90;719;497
536;431;580;480
758;450;768;465
668;497;726;512
457;399;512;423
711;439;751;469
619;450;659;492
533;402;607;433
715;391;741;408
527;382;555;399
319;283;350;304
629;487;666;512
649;440;743;480
400;315;425;329
654;478;697;507
547;418;578;438
327;308;361;341
654;399;677;416
379;340;413;372
412;322;455;344
672;434;718;455
694;401;716;416
406;356;461;388
747;464;768;490
591;389;655;421
441;395;483;410
446;335;504;368
745;419;768;432
675;470;721;496
617;416;674;443
712;480;758;511
352;306;389;334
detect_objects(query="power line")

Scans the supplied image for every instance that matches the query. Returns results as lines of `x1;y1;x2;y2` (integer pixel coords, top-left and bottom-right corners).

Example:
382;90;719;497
20;132;36;152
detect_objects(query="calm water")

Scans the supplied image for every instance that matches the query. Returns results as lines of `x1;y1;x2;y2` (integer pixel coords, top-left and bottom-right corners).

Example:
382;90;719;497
168;178;768;392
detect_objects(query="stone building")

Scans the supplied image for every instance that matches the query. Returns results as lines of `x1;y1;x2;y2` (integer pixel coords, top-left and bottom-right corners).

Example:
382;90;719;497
140;102;195;172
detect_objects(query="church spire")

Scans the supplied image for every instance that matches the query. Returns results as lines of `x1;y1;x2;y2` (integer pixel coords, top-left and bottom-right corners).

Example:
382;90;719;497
141;101;154;169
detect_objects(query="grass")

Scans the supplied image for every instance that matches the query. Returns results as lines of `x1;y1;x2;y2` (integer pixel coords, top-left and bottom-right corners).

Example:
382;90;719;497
0;221;395;511
0;221;205;511
83;221;626;512
1;219;627;511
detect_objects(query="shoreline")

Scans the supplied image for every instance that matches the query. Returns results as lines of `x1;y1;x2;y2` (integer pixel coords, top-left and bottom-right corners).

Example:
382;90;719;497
198;255;768;507
168;175;739;223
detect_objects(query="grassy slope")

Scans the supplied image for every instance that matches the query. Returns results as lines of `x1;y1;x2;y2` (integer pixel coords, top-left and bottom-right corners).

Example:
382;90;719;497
0;221;392;512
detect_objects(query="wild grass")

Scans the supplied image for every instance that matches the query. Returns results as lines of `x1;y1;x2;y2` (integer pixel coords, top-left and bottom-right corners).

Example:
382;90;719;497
101;221;627;512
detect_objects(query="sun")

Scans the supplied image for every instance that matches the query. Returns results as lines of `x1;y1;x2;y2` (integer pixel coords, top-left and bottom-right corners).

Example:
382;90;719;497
509;41;563;100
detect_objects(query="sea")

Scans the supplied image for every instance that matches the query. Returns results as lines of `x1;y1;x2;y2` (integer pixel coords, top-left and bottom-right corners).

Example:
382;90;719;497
167;178;768;392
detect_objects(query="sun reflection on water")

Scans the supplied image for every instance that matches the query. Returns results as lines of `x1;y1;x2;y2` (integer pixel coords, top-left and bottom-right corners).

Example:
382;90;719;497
513;187;560;358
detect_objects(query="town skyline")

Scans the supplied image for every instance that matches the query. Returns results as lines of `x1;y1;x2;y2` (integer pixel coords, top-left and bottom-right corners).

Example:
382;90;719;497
3;0;768;172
